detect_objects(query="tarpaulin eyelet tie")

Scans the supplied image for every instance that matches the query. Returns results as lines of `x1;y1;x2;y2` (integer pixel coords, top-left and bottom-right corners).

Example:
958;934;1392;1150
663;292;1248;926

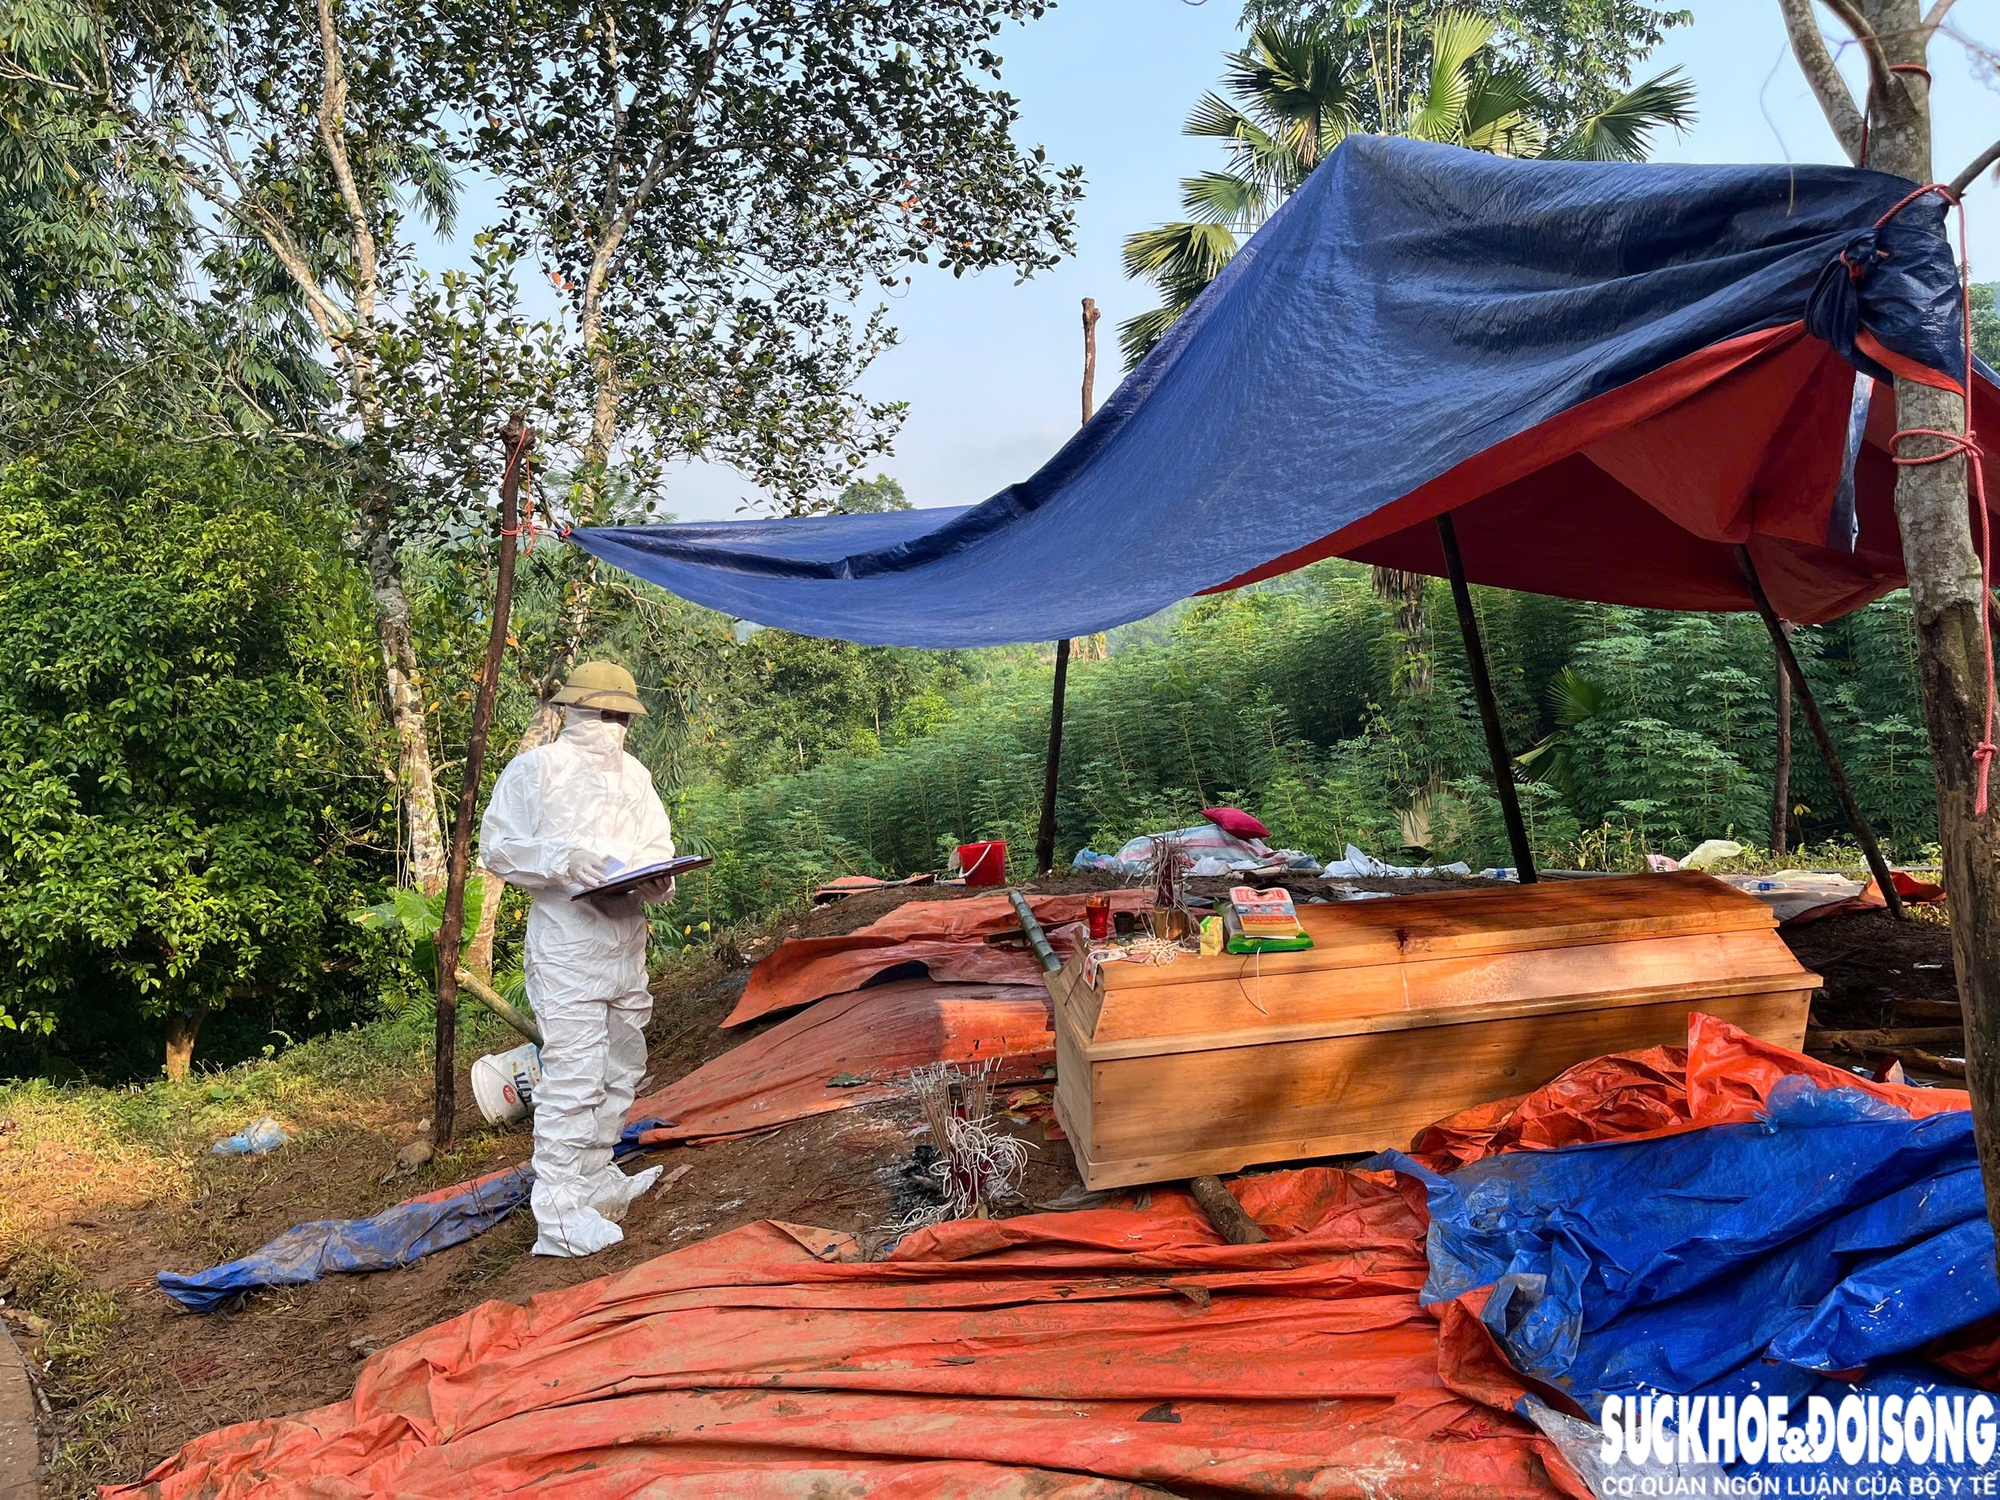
1879;183;1992;813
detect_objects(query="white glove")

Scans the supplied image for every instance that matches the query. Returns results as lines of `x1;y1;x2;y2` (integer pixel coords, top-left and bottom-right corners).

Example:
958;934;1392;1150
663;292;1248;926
630;875;676;905
564;851;614;893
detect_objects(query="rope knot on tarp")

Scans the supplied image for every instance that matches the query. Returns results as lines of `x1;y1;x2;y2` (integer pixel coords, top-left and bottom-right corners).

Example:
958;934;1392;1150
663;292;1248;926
1805;194;1962;386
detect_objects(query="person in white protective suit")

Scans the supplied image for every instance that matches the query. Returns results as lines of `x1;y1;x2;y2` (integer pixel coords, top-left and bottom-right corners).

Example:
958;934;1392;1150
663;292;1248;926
479;661;679;1257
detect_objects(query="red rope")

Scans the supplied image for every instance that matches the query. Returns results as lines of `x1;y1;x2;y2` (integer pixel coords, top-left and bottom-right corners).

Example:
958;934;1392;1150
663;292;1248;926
1878;183;1994;812
497;426;538;554
1859;66;1933;164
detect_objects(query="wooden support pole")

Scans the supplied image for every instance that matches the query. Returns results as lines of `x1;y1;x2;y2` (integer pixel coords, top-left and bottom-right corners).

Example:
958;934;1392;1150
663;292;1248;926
1772;624;1794;856
1033;298;1100;876
433;414;533;1145
1736;546;1905;920
1188;1175;1268;1244
1437;512;1537;883
1034;638;1071;877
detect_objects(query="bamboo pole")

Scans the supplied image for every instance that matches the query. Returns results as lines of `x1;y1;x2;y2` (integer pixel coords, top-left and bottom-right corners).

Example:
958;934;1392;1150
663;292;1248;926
455;966;543;1047
433;415;533;1145
1034;298;1100;875
1436;513;1537;883
1008;890;1061;974
1736;546;1904;919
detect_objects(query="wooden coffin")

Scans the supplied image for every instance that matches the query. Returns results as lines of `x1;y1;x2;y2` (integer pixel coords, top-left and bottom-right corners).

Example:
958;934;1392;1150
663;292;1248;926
1050;871;1817;1189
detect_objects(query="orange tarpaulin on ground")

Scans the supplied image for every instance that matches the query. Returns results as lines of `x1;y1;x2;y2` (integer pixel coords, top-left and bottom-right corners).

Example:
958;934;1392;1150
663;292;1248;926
1414;1012;1968;1169
627;981;1055;1145
723;938;1047;1028
109;1170;1582;1499
860;891;1153;943
725;891;1152;1027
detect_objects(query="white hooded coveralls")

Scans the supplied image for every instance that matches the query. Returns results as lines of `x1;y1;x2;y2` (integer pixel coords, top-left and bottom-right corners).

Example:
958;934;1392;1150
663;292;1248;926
479;708;675;1256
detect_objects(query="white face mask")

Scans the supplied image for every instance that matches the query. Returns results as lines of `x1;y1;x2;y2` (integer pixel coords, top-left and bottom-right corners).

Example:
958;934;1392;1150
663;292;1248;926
561;706;629;757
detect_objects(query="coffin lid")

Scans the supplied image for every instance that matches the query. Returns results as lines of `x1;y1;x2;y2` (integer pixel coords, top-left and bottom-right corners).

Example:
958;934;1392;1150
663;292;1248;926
1095;871;1779;991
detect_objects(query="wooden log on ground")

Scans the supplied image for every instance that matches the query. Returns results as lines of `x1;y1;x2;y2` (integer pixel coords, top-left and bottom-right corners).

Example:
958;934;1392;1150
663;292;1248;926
1891;999;1965;1024
1808;1026;1965;1053
1876;1047;1968;1080
1188;1175;1268;1245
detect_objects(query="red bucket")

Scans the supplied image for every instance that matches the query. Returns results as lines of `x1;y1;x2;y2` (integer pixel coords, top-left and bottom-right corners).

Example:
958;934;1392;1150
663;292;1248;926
956;840;1007;886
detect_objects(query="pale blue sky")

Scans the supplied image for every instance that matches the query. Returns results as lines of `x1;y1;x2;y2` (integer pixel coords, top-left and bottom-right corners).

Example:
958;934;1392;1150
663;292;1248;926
644;1;1999;520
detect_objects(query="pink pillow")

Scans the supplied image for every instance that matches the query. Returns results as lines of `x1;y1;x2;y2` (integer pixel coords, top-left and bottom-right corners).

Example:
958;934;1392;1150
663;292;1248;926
1202;806;1269;840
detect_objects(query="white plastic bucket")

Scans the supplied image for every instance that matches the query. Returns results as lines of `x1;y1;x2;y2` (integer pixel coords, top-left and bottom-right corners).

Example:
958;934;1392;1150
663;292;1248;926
471;1042;543;1125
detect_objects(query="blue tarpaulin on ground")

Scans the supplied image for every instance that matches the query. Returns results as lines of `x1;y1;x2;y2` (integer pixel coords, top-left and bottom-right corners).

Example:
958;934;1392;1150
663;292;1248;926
1387;1074;2000;1480
156;1164;533;1314
570;135;1990;646
1384;1072;2000;1488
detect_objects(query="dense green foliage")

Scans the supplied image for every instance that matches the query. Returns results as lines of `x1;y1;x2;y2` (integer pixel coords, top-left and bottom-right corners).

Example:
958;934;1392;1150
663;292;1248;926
1240;2;1693;120
0;443;399;1079
837;474;914;513
661;563;1933;931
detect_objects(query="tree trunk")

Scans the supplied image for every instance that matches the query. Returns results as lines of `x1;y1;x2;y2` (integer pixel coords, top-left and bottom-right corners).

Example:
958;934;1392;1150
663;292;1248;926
1371;567;1431;694
362;519;449;895
163;1003;210;1083
579;251;622;525
1893;378;2000;1218
1815;1;2000;1252
465;552;599;973
1772;624;1793;855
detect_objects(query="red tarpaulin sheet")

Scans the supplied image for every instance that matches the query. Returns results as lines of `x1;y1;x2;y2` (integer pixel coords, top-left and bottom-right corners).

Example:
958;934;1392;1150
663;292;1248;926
120;1014;1958;1497
627;980;1056;1146
725;892;1152;1028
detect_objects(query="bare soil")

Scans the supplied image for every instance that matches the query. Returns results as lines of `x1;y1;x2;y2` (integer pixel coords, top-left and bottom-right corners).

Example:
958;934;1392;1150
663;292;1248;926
22;874;1955;1491
1785;907;1961;1023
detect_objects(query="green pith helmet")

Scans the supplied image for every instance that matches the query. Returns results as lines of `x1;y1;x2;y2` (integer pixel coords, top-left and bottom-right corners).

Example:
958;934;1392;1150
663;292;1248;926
551;660;647;716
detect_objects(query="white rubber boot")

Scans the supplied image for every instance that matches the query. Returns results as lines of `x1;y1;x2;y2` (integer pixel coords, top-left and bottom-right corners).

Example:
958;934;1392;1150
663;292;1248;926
530;1205;626;1258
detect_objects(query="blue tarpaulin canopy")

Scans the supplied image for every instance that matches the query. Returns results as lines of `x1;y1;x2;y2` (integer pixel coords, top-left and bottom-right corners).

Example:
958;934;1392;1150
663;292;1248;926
571;136;1992;648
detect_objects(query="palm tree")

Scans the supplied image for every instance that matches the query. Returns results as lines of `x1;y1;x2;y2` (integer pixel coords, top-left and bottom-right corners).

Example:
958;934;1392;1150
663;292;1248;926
1120;23;1366;361
1119;13;1696;367
1121;13;1692;700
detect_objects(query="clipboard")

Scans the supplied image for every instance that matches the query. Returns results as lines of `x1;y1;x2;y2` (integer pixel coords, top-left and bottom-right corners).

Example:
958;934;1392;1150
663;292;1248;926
571;855;712;901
